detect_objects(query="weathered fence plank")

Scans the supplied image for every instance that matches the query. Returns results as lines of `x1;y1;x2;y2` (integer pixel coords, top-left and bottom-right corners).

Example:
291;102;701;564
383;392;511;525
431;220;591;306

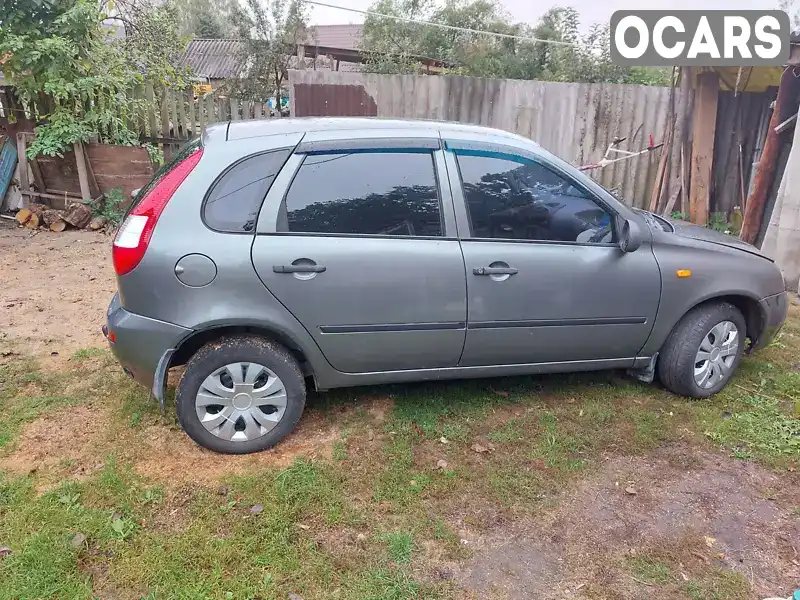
177;89;187;139
287;70;693;208
187;91;196;139
145;83;157;138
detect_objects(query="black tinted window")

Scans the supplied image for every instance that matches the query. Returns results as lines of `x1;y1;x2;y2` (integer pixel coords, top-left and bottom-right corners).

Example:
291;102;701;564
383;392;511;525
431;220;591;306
279;151;442;236
456;153;614;244
204;149;291;232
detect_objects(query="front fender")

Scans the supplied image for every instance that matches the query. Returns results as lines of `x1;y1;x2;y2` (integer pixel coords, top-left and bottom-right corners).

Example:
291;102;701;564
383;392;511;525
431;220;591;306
642;235;782;356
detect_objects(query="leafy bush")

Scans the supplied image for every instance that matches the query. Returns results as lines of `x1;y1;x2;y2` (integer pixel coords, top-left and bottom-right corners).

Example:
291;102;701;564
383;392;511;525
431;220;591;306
90;188;128;227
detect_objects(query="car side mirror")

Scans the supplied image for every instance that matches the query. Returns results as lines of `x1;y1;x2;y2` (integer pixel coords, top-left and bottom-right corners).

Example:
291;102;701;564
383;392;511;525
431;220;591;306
619;218;643;253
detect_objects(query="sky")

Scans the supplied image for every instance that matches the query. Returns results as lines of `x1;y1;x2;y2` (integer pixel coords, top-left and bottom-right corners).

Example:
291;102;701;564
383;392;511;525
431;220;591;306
307;0;782;31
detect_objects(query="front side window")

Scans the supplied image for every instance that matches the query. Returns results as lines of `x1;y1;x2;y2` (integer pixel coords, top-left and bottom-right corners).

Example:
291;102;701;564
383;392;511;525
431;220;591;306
279;150;442;237
456;152;614;244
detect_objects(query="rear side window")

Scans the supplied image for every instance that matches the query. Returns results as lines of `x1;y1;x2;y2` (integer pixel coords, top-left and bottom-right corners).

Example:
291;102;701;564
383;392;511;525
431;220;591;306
278;151;442;237
203;149;291;232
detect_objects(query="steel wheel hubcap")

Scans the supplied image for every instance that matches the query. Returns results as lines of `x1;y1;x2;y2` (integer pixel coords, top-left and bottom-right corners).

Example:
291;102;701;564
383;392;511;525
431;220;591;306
694;321;739;389
195;362;287;442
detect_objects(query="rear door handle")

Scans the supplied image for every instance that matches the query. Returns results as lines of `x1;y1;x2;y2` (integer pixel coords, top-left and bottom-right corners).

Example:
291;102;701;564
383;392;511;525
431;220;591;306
473;266;518;276
273;264;326;273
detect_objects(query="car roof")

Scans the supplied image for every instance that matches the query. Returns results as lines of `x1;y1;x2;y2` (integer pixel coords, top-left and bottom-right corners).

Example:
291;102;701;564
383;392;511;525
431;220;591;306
205;117;529;144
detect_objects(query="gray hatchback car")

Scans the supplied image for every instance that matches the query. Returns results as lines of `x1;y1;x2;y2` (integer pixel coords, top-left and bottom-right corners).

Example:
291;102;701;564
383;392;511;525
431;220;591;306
106;117;788;454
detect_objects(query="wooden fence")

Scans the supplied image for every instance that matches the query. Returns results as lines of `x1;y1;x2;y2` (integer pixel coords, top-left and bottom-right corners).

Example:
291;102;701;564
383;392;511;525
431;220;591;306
287;70;773;215
127;85;285;158
0;85;280;160
2;76;774;218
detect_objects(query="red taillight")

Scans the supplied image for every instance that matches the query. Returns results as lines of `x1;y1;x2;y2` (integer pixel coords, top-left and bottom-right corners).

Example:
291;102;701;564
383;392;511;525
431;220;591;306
113;147;204;276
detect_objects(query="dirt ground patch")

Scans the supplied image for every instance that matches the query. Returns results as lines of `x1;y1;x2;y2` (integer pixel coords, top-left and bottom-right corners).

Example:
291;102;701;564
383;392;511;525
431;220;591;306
0;222;115;353
459;444;800;599
0;403;111;482
127;407;341;485
0;402;342;487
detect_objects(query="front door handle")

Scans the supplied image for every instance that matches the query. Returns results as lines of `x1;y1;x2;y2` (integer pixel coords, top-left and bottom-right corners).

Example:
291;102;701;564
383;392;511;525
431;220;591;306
273;264;326;274
473;266;518;276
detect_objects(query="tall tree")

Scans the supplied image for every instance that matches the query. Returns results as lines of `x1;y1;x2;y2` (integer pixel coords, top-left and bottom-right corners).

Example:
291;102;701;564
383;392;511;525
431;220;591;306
778;0;800;29
227;0;307;104
173;0;235;38
361;0;670;86
0;0;190;157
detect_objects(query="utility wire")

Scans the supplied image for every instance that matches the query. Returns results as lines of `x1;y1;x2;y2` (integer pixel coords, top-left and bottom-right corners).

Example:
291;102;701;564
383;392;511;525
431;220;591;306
302;0;580;48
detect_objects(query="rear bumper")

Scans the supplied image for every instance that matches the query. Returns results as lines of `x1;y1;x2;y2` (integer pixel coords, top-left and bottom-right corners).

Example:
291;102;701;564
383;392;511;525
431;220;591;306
105;293;192;392
756;291;788;348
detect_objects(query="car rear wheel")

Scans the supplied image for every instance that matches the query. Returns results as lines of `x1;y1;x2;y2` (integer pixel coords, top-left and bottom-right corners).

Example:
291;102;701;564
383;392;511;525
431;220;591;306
176;336;306;454
658;302;746;398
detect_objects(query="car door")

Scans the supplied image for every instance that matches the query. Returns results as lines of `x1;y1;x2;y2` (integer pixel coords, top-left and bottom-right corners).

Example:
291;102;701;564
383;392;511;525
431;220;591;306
251;132;467;374
443;136;661;367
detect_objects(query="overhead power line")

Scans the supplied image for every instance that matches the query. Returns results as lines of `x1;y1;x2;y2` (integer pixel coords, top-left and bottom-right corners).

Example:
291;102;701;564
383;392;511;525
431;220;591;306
302;0;579;48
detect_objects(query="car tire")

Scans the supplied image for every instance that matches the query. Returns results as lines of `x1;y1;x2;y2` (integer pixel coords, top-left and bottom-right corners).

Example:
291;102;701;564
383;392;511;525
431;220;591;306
176;335;306;454
658;302;746;398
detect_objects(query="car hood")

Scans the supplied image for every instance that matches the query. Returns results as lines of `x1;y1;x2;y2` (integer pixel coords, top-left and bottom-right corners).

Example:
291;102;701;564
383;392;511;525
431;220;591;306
657;214;772;261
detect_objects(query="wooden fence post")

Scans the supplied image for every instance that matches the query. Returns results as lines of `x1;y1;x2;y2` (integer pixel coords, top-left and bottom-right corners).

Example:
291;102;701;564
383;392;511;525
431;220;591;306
187;89;195;138
177;89;187;138
740;66;800;244
73;141;92;203
16;133;30;208
689;71;719;225
145;82;157;138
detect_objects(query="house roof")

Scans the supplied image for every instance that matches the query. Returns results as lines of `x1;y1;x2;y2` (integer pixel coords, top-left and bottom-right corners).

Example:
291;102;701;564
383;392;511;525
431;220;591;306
305;24;362;52
182;25;364;79
182;39;244;79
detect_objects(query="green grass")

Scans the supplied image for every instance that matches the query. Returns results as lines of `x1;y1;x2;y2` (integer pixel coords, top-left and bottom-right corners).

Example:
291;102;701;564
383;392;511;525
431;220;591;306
487;418;524;443
382;532;414;563
684;571;750;600
695;359;800;466
70;347;107;362
0;394;78;449
1;308;799;599
629;555;673;584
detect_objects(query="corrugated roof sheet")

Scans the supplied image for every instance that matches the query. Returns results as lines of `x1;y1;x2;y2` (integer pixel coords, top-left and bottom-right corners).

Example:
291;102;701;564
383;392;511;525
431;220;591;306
182;26;364;79
182;39;244;79
305;24;362;51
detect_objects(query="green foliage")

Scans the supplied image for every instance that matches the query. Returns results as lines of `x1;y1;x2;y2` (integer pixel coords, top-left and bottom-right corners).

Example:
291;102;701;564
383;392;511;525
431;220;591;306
0;0;190;158
143;142;164;166
174;0;235;37
670;211;740;235
226;0;307;101
90;187;127;226
708;212;728;233
361;1;672;85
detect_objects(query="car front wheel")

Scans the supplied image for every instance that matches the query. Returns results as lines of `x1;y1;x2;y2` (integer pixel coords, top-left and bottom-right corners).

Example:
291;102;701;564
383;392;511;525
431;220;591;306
658;302;746;398
176;336;306;454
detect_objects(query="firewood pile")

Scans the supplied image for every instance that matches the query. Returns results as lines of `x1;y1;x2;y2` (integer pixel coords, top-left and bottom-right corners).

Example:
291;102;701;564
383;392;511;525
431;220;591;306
14;203;107;232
